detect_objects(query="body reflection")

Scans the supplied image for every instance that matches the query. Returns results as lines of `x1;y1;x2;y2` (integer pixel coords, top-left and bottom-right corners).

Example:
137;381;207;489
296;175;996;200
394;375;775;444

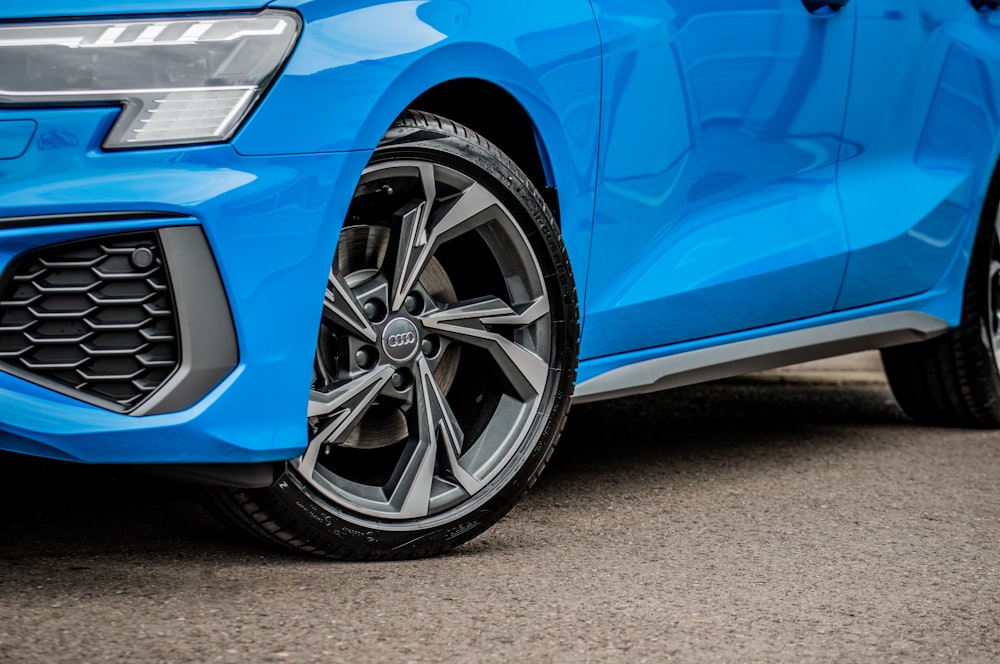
585;0;854;358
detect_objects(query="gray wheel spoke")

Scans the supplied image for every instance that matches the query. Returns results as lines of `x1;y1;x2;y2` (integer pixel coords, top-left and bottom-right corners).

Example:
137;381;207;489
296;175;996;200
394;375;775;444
388;174;498;311
390;435;437;519
415;356;484;496
386;357;485;518
387;163;434;312
426;180;498;246
298;366;394;477
422;296;550;400
324;268;377;343
414;356;464;458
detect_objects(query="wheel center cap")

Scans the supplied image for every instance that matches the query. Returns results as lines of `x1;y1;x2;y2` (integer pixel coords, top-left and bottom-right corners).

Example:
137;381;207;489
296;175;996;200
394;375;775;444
382;317;420;362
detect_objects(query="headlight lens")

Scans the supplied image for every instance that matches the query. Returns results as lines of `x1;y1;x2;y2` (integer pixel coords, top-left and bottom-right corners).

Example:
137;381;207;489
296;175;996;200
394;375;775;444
0;10;301;148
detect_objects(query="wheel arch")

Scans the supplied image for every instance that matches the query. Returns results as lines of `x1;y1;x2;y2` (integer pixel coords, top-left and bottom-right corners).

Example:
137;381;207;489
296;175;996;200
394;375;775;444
322;46;597;312
236;33;598;236
409;78;559;223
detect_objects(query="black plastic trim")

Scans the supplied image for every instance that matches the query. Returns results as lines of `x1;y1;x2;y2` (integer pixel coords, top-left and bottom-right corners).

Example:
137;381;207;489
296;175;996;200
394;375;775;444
131;227;238;416
0;230;180;412
0;354;138;413
0;224;237;415
136;462;281;488
574;312;949;404
0;211;187;229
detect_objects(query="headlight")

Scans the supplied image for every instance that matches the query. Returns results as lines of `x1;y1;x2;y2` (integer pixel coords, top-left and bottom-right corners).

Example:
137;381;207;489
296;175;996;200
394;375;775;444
0;10;301;148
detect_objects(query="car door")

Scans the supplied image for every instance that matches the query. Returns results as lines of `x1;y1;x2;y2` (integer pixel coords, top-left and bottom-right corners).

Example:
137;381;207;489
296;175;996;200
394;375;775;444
582;0;856;359
834;0;1000;310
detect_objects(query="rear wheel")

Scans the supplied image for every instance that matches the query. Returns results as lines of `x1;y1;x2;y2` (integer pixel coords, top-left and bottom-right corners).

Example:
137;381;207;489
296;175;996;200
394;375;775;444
205;111;578;559
882;167;1000;427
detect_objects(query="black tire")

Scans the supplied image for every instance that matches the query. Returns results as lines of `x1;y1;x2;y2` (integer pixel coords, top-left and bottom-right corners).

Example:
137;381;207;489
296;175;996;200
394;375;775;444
881;164;1000;428
203;111;578;559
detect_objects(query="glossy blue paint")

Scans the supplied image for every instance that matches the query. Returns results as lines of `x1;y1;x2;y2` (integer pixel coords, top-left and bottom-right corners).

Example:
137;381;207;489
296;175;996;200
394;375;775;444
0;121;36;160
240;0;603;296
0;0;997;465
835;1;1000;310
0;1;265;20
582;0;856;359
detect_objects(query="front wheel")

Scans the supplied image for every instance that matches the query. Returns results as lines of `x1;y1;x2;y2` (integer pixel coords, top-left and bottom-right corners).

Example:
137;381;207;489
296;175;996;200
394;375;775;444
204;111;578;559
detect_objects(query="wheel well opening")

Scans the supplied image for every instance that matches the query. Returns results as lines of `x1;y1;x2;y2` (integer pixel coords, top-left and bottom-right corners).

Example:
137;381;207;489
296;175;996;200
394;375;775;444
411;79;559;223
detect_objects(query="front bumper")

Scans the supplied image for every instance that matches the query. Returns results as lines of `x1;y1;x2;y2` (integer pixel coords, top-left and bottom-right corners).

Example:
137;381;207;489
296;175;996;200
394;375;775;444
0;106;369;463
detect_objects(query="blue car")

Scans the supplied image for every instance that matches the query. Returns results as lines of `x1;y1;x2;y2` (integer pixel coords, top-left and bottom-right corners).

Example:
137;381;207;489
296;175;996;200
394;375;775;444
1;0;999;559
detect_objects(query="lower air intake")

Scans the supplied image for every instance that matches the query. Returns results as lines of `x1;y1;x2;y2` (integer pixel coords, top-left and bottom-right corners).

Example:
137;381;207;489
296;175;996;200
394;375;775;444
0;232;179;411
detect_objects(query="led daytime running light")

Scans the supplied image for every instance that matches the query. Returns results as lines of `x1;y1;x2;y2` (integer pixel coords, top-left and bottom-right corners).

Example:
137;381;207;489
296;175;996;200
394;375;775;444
0;10;301;148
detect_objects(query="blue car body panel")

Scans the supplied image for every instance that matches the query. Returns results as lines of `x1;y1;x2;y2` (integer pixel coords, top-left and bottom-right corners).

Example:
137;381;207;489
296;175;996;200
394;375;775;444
582;0;854;359
575;0;1000;387
835;1;1000;310
0;0;998;464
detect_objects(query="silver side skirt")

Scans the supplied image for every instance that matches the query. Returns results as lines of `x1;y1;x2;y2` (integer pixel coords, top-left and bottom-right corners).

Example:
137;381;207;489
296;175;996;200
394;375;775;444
572;311;948;404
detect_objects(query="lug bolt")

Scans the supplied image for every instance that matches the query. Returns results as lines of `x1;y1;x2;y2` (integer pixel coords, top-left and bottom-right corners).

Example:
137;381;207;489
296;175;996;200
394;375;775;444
421;335;440;357
391;368;412;391
403;293;423;315
363;300;385;322
355;346;377;370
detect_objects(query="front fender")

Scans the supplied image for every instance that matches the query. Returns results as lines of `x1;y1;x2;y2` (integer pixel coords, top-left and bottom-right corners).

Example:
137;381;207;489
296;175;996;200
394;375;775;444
240;0;601;160
239;0;602;318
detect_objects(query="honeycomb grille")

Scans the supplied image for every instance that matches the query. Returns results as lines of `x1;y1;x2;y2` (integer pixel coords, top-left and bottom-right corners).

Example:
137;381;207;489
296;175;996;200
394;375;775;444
0;232;179;411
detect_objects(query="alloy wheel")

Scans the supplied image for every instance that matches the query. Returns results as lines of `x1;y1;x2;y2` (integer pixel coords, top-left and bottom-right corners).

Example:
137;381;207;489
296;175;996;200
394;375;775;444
295;159;552;522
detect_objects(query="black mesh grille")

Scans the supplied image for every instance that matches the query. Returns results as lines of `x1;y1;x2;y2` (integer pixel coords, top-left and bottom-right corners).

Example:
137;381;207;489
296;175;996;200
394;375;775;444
0;232;179;411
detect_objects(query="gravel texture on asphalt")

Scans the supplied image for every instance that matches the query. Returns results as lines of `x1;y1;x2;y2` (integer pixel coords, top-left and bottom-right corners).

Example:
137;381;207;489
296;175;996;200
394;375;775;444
1;360;998;663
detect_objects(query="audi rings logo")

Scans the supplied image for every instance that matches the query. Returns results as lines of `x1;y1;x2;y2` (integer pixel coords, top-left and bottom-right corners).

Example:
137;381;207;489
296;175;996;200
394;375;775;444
382;317;420;361
387;332;417;348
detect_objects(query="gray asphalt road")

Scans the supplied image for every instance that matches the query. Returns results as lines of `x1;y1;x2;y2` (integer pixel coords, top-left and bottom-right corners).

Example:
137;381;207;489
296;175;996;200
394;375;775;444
1;377;999;662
